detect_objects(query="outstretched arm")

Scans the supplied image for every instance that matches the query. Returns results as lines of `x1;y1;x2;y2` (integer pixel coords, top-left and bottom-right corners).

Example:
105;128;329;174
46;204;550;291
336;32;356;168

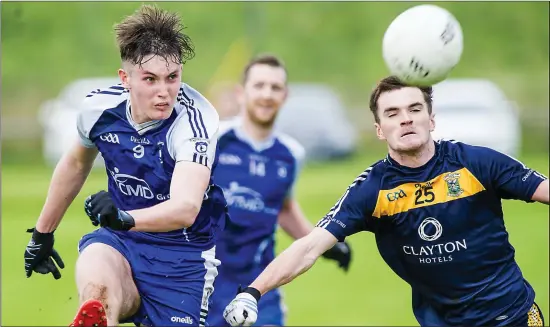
223;228;338;326
223;168;375;326
279;198;353;271
250;227;337;295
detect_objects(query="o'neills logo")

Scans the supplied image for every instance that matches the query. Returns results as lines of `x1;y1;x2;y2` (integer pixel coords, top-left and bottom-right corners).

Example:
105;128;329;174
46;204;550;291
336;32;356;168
403;217;468;264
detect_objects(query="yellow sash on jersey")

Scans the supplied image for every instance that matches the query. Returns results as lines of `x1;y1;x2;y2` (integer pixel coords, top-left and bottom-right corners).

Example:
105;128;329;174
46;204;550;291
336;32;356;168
373;167;486;218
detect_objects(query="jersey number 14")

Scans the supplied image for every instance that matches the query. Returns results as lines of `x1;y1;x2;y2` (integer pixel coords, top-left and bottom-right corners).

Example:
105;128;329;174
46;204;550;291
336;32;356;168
249;160;266;177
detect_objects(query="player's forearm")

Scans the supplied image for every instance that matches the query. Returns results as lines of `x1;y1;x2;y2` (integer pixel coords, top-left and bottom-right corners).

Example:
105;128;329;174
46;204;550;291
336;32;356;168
279;199;314;240
128;199;200;232
36;152;95;233
250;235;319;295
127;161;210;232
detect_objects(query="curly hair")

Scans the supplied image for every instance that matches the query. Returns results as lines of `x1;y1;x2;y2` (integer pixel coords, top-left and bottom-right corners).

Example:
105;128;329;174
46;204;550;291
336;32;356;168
114;5;195;66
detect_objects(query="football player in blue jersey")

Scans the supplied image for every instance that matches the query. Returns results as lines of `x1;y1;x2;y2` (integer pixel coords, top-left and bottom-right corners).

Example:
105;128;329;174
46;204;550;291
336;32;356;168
23;5;228;327
223;76;549;327
206;54;353;326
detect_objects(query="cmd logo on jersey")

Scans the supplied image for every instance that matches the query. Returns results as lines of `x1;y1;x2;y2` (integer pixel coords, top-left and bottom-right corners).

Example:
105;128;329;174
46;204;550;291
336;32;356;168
222;181;278;215
108;167;154;199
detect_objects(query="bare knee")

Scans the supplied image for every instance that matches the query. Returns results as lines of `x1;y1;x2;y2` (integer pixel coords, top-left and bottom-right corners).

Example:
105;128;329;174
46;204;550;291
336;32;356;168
76;243;140;320
79;282;109;308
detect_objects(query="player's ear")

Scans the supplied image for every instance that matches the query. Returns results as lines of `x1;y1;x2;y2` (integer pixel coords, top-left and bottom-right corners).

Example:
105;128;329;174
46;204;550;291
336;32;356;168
429;112;436;132
118;68;130;90
375;123;386;141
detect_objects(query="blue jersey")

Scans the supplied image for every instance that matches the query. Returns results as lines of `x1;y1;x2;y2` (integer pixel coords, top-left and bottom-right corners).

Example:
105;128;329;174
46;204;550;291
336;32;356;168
316;140;547;326
77;83;227;250
213;118;305;275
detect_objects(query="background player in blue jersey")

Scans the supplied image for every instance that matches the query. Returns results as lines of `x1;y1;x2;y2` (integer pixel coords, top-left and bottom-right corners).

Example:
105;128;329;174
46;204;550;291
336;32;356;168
23;5;228;327
223;76;549;327
206;54;353;326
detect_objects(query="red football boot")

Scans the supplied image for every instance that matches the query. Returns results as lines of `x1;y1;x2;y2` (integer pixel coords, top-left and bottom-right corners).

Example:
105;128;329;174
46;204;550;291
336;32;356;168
69;299;108;327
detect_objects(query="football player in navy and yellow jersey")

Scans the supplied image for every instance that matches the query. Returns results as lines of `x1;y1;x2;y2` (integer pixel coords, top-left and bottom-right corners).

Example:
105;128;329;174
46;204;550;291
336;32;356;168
206;54;352;327
23;5;228;327
223;76;549;327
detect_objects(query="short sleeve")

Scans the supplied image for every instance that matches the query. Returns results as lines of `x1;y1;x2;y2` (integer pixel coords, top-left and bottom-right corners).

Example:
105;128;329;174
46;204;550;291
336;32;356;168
167;91;220;170
469;145;547;202
76;102;105;148
315;167;376;241
75;85;127;148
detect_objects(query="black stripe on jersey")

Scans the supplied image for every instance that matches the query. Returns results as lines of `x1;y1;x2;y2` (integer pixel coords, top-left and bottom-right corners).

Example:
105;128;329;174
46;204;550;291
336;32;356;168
180;88;209;138
196;154;207;166
198;154;206;166
192;99;209;138
193;154;208;166
186;107;199;137
190;107;204;137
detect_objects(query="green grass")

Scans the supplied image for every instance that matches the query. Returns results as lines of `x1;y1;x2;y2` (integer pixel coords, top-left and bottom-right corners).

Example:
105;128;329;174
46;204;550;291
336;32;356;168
2;148;548;326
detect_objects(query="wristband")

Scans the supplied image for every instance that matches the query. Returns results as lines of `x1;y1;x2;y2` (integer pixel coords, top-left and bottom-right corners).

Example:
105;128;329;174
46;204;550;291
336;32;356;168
242;287;261;302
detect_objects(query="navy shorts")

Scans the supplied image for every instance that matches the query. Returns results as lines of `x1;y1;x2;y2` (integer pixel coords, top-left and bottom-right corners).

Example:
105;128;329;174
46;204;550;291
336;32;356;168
206;273;286;326
78;228;220;326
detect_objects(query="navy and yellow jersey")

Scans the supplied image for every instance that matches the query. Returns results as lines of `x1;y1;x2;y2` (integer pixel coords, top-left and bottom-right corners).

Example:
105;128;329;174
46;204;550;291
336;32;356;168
212;118;305;276
76;83;227;250
316;139;547;326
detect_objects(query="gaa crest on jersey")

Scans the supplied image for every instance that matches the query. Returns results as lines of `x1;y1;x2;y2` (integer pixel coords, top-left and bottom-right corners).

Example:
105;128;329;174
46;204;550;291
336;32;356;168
190;138;209;155
444;172;464;197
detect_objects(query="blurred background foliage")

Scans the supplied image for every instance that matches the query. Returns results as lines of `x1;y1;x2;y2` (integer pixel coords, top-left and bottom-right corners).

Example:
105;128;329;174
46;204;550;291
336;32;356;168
2;2;548;142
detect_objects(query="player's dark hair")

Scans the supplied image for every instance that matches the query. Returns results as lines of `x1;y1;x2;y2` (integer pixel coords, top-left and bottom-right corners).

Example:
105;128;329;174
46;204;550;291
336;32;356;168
114;5;195;66
242;54;288;84
369;76;433;123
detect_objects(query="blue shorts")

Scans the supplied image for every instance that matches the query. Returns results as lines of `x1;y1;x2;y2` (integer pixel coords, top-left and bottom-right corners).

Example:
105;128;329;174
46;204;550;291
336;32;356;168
78;228;220;326
206;274;286;326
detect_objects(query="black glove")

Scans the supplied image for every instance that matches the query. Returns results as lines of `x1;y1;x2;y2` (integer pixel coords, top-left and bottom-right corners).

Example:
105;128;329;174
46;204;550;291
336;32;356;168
322;241;352;272
24;228;65;279
84;190;135;231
